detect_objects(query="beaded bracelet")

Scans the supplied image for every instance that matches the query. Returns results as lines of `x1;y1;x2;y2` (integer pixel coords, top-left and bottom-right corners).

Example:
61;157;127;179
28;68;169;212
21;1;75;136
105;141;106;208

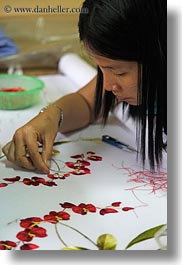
39;104;64;128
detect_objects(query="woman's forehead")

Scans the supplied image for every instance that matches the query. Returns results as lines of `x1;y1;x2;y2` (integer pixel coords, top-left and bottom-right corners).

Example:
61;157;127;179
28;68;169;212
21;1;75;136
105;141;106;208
88;52;137;70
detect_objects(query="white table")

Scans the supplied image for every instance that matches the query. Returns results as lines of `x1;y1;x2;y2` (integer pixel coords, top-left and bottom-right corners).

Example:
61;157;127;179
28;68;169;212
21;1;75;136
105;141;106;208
0;75;167;250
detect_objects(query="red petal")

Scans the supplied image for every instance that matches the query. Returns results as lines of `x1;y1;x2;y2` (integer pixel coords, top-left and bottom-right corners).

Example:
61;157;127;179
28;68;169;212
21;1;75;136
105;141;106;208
60;202;76;208
73;168;91;175
0;183;8;187
49;211;57;216
3;176;21;182
86;204;97;212
111;202;122;207
59;176;66;180
100;208;118;215
77;160;90;167
122;207;134;211
70;154;84;159
32;177;45;184
23;179;31;185
20;217;43;228
31;182;40;186
20;243;39;250
43;181;57;186
57;211;70;220
78;203;86;208
44;215;57;223
16;230;32;242
30;227;47;238
87;151;96;154
88;156;103;161
47;174;58;180
72;206;86;215
5;241;17;247
63;173;70;177
65;162;77;169
0;240;17;249
0;245;6;250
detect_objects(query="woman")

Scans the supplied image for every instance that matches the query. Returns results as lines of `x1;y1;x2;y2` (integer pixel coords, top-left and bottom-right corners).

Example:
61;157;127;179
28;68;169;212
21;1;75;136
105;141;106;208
2;0;167;173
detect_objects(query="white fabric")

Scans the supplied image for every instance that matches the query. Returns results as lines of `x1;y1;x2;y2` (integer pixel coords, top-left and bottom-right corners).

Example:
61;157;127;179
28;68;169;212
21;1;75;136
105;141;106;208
58;53;97;88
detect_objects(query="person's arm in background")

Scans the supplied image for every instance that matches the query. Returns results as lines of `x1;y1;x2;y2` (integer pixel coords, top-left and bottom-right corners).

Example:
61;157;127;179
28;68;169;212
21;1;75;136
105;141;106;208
2;77;97;173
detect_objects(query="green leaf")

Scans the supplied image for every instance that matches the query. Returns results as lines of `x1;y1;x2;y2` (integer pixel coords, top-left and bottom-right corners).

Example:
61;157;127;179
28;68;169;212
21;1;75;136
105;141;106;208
125;224;166;249
97;234;117;250
61;246;89;250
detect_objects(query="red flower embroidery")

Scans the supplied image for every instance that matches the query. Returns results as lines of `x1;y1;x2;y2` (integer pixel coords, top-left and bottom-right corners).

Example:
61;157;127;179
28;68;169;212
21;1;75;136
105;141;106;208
3;176;20;182
111;202;122;207
63;173;70;178
70;154;85;159
66;162;76;169
44;211;70;224
23;177;46;186
20;243;39;250
122;207;134;211
47;174;59;180
23;177;57;187
0;183;8;188
66;159;91;175
87;152;103;161
0;240;17;250
62;173;70;178
70;168;91;175
100;208;118;215
20;217;43;229
43;181;57;187
58;173;70;180
66;160;90;169
72;203;96;215
16;227;47;242
60;202;76;209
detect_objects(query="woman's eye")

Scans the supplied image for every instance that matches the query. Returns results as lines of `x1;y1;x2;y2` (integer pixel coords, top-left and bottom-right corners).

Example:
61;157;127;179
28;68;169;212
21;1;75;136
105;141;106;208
114;72;126;76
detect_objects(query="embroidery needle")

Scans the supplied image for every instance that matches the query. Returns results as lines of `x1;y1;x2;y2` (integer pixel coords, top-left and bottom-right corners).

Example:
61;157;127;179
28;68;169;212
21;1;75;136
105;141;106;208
102;135;138;153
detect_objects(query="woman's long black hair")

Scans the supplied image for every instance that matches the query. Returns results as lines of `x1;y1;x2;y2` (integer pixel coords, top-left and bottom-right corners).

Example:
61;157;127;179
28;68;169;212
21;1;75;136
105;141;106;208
78;0;167;169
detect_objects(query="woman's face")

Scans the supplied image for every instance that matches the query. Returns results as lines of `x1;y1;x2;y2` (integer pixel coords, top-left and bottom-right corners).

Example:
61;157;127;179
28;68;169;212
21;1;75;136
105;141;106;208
89;52;140;105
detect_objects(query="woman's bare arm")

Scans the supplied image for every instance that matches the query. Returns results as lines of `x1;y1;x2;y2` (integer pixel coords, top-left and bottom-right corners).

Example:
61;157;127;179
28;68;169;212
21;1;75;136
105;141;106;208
55;76;97;133
2;76;97;173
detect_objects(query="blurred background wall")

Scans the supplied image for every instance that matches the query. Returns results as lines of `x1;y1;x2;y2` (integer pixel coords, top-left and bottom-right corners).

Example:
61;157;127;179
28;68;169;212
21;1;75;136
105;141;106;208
0;0;91;75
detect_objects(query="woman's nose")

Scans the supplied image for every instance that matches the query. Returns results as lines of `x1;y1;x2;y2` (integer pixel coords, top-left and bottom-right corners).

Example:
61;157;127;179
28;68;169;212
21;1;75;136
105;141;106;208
103;73;116;91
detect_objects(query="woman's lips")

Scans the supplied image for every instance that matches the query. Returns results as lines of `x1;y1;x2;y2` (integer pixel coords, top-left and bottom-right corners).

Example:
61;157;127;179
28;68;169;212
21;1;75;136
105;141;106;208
114;95;130;101
116;96;136;104
112;91;137;104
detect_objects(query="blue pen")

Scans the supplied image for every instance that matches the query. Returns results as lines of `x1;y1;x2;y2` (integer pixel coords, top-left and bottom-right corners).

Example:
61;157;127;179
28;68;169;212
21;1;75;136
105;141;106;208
102;135;138;152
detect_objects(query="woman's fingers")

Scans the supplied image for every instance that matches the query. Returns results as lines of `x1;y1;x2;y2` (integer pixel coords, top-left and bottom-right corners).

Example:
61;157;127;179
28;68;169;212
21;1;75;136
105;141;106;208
41;138;54;169
3;134;50;174
24;139;50;174
2;110;59;173
14;133;50;174
2;141;14;161
2;141;36;171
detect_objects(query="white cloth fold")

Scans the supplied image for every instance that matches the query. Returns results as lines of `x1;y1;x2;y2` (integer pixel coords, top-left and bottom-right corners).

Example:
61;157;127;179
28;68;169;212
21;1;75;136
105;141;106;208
58;53;97;88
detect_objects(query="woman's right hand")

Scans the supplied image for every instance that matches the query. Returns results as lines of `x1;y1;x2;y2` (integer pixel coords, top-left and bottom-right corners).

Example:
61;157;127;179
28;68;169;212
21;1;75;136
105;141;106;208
2;85;96;173
2;106;61;173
